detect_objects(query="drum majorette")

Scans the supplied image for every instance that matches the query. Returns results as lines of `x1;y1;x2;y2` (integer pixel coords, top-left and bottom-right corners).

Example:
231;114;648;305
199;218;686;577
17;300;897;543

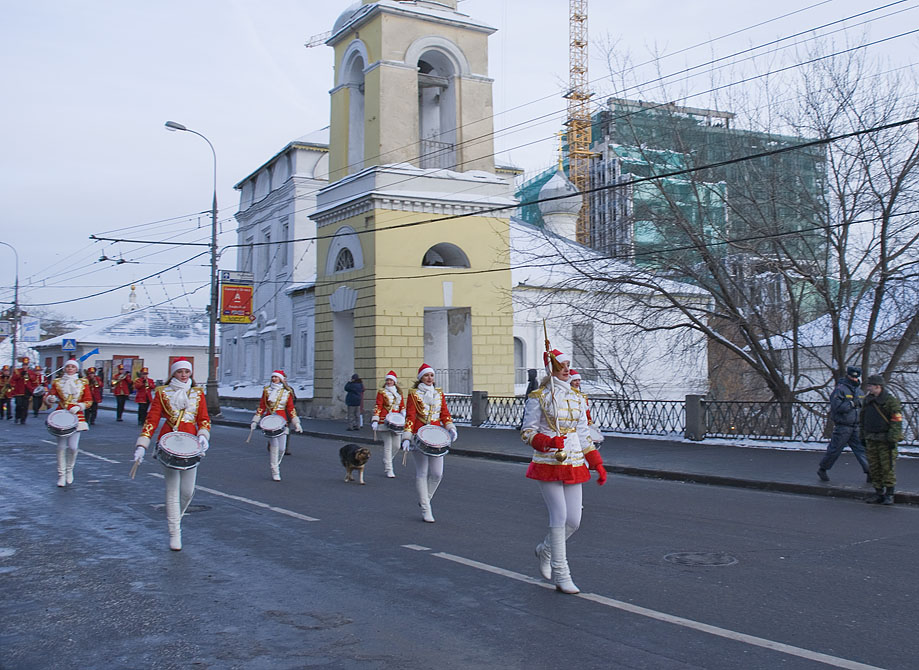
132;358;211;551
43;359;94;487
250;370;302;481
520;348;607;594
370;370;405;478
400;364;457;523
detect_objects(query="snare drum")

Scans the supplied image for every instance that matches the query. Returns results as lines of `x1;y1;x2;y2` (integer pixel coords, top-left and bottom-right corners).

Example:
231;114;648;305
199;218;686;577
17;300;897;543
154;432;203;470
383;412;405;432
588;425;605;446
413;424;451;457
259;414;287;437
46;409;78;438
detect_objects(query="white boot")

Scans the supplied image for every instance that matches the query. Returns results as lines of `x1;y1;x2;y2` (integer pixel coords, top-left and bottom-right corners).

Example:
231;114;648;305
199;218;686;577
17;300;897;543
535;533;552;580
65;448;78;485
269;443;281;481
166;500;182;551
383;441;395;477
416;477;434;523
549;527;579;594
56;448;67;487
427;474;442;502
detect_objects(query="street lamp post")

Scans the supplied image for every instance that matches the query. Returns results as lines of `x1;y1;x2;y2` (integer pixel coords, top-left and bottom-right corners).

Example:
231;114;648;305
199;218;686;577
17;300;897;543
165;121;221;416
0;241;20;368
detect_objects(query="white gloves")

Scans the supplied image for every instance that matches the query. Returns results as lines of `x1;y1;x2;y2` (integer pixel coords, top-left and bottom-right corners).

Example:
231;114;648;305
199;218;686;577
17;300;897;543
69;405;81;415
133;446;145;463
291;417;303;433
401;439;411;451
198;435;209;455
371;421;379;432
448;426;458;442
250;420;259;430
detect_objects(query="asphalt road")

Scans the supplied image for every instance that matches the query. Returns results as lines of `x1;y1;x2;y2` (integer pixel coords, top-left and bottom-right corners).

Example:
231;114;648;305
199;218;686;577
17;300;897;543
2;417;917;670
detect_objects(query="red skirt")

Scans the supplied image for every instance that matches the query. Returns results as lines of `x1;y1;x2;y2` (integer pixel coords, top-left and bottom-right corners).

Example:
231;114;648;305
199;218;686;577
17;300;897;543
526;462;590;484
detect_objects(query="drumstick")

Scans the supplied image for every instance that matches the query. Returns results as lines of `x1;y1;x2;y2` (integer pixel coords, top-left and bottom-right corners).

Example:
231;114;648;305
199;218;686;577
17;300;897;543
246;425;254;444
129;460;139;479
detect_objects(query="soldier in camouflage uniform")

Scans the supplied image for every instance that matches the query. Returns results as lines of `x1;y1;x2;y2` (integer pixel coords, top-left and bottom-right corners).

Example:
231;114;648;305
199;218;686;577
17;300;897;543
860;374;903;505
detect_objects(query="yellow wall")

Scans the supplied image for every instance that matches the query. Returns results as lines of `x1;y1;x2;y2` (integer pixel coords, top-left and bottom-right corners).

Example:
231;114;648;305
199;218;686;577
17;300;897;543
314;206;515;403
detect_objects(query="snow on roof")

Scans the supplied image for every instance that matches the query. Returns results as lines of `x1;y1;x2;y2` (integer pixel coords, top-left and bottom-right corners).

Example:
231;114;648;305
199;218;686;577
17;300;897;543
35;307;210;349
294;126;330;148
764;280;919;350
510;218;708;297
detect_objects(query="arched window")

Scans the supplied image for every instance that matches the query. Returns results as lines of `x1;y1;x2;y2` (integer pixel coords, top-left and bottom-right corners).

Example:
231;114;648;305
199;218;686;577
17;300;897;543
422;242;469;268
417;49;457;169
340;41;368;173
334;248;355;272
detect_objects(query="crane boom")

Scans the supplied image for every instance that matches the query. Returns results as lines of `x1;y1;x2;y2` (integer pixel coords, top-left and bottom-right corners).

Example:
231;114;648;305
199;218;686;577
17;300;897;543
567;0;591;244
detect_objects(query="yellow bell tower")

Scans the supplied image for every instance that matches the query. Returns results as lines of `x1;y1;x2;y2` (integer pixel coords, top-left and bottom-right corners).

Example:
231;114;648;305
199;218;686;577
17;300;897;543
312;0;515;414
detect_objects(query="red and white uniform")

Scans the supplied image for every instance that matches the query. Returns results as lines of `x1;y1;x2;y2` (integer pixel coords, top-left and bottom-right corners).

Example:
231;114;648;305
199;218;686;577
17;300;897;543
46;375;94;431
403;386;453;441
87;372;103;403
112;371;132;396
521;379;595;484
134;375;156;403
371;373;405;477
250;371;300;481
136;383;211;448
401;363;457;523
253;384;299;426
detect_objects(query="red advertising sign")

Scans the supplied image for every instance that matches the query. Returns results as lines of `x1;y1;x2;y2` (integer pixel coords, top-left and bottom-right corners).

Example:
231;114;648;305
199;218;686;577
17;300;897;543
220;283;254;323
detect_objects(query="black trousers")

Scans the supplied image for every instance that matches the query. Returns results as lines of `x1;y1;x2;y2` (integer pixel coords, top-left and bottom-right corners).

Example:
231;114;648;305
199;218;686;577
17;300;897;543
137;402;149;425
85;401;98;425
32;394;44;416
0;397;11;419
115;395;128;420
15;394;30;423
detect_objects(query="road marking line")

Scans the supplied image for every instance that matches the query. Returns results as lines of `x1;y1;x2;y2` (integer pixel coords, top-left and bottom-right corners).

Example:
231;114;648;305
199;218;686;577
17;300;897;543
79;450;120;464
402;544;432;551
41;440;56;445
431;551;883;670
147;473;319;521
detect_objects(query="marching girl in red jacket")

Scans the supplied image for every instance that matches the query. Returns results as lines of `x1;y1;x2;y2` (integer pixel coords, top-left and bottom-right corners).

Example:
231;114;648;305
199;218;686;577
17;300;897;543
520;349;607;594
132;358;211;551
44;359;94;487
400;364;457;523
370;370;405;478
250;370;302;481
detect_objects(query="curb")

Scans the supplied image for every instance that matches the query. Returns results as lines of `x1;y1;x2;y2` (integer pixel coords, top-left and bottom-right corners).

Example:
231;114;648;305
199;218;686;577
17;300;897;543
106;406;919;506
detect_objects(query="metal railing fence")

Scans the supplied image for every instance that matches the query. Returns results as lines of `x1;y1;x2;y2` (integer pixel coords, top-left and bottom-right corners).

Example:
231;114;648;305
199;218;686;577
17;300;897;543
444;395;918;446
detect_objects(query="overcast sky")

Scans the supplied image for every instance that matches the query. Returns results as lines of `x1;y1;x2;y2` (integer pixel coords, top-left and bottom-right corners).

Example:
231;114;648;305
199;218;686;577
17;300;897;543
1;0;914;325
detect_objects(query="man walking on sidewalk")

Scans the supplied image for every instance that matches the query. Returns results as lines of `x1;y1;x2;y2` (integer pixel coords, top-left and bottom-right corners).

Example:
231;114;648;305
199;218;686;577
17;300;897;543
818;366;870;482
861;374;903;505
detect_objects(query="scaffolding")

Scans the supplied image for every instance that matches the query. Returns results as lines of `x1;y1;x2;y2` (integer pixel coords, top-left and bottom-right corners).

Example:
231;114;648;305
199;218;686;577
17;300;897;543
566;0;591;243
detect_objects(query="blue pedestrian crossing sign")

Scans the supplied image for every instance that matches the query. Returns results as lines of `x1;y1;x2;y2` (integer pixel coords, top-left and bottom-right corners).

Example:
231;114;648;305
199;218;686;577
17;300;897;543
62;339;77;351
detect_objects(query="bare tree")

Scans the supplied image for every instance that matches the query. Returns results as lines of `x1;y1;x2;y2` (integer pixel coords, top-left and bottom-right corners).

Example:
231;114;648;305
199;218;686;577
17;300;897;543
531;37;919;403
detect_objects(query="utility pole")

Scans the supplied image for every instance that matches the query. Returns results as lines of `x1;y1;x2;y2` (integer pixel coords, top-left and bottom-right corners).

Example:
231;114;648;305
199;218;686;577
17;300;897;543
0;242;19;368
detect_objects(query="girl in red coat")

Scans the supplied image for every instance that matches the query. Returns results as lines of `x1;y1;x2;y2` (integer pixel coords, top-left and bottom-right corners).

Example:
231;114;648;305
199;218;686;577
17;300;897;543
370;370;405;478
132;358;211;551
520;349;606;594
250;370;302;481
44;359;94;487
400;364;457;522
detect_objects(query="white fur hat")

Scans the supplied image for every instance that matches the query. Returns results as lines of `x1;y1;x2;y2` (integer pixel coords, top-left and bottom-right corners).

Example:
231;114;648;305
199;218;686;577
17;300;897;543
170;358;193;376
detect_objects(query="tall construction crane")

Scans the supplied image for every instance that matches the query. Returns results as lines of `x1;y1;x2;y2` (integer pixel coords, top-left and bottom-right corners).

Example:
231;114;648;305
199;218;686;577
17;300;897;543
565;0;591;244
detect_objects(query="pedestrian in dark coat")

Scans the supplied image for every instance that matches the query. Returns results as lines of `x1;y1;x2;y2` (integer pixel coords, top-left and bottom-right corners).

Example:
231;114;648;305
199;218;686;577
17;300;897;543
818;366;869;482
344;374;364;430
861;374;904;505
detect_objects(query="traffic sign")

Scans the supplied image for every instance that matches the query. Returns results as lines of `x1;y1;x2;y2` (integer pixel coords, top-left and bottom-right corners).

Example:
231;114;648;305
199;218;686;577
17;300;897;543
0;321;10;336
62;338;77;351
220;270;254;283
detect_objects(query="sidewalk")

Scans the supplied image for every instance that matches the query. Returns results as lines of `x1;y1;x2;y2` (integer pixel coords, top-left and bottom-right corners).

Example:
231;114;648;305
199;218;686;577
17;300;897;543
103;399;919;505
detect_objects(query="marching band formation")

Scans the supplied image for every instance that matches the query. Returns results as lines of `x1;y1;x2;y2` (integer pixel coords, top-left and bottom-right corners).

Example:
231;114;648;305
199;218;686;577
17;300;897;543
14;347;607;594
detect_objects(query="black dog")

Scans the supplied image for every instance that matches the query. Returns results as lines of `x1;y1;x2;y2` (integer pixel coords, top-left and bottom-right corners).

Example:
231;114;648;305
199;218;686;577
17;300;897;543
339;444;371;485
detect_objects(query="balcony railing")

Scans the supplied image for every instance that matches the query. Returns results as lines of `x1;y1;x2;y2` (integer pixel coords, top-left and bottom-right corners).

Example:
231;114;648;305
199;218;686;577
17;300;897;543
420;139;456;169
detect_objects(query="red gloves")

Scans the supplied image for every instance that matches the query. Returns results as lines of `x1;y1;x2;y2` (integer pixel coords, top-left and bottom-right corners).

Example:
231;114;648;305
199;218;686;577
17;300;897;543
584;449;607;486
531;433;566;453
